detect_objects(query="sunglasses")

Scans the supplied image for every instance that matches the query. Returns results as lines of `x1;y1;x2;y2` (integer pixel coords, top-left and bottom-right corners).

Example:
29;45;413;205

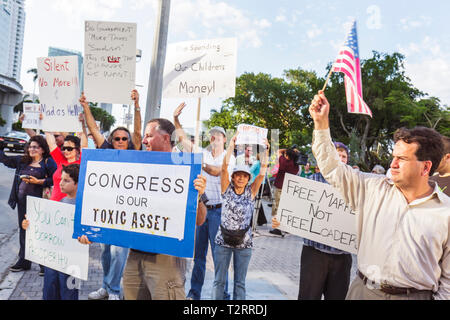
62;146;76;152
113;137;129;142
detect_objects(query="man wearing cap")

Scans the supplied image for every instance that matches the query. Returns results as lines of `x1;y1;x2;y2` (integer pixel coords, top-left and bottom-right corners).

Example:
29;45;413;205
173;105;235;300
309;90;449;300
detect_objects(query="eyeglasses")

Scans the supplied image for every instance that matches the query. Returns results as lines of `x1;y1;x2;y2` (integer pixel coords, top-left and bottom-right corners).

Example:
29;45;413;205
62;146;76;152
28;145;41;150
113;137;128;142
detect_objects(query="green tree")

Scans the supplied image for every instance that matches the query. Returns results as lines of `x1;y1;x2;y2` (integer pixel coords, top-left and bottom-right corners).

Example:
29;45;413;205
205;51;449;171
325;51;449;170
205;70;321;148
89;102;116;132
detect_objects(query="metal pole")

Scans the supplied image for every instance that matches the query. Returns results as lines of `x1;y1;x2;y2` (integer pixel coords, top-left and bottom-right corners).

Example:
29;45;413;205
144;0;171;126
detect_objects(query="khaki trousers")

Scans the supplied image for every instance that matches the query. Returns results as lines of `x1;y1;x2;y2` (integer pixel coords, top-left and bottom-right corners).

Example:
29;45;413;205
346;276;433;300
123;250;186;300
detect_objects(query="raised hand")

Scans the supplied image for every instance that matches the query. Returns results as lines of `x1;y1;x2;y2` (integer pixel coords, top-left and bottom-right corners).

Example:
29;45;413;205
309;90;330;130
174;102;186;118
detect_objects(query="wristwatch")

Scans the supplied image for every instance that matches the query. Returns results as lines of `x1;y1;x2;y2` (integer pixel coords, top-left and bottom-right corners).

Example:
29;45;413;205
202;163;207;170
198;193;209;204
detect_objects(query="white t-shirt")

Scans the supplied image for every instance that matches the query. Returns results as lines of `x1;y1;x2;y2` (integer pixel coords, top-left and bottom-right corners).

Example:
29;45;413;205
202;148;236;206
235;154;256;166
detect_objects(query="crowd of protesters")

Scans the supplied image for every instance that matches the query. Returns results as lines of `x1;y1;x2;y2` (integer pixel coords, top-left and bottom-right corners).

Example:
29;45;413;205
0;88;448;301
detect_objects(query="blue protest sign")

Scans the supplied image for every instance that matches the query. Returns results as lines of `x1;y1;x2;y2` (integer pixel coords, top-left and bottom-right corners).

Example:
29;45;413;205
72;149;203;258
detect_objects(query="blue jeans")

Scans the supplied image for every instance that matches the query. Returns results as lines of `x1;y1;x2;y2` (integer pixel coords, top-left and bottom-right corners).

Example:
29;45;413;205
43;267;78;300
187;207;230;300
213;245;252;300
101;244;129;295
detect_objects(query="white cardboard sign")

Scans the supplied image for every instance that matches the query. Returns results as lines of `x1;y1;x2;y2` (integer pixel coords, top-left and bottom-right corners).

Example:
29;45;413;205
163;38;237;99
276;174;358;254
80;160;192;241
22;103;42;130
236;124;268;146
25;197;89;280
84;20;137;104
37;56;82;132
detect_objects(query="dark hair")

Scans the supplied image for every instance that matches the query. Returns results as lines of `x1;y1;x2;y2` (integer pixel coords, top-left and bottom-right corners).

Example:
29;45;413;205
64;135;81;149
442;135;450;155
108;127;135;150
286;148;299;164
147;118;176;147
334;141;349;156
21;135;51;164
393;127;444;176
62;164;80;184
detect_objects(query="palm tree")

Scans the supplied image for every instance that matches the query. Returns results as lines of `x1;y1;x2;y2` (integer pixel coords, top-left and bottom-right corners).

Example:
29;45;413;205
27;68;38;102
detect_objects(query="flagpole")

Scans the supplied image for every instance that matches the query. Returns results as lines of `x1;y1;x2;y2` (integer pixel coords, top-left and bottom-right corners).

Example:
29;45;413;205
322;66;334;92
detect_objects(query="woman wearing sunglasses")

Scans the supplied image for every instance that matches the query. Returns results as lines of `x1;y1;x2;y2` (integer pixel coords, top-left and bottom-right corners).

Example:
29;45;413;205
79;90;142;151
0;136;57;273
45;132;87;201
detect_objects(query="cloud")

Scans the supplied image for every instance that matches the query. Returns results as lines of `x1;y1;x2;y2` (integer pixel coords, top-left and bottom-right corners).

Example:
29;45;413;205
51;0;124;29
167;0;271;48
400;16;432;31
306;24;323;39
254;19;272;29
275;14;286;22
398;37;450;105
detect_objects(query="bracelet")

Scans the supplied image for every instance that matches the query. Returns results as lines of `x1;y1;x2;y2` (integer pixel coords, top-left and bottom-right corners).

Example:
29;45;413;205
135;107;141;112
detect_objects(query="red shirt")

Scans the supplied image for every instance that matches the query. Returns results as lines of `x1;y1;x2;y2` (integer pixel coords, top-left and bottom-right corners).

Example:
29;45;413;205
50;148;81;201
274;156;299;189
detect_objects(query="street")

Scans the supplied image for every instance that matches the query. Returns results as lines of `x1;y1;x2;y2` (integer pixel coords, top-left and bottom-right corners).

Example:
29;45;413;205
0;152;23;298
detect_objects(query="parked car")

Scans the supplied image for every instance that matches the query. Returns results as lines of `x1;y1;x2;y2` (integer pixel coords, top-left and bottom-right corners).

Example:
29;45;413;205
0;131;29;153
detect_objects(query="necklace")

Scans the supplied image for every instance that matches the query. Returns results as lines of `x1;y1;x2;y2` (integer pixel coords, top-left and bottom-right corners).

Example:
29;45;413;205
31;157;43;165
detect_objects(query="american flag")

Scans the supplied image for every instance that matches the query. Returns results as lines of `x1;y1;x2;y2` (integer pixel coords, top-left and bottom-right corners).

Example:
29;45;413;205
332;21;372;117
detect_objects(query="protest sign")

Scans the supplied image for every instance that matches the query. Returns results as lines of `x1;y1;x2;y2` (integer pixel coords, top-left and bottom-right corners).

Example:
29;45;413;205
73;149;203;258
235;124;268;146
25;196;89;280
22;103;42;130
276;174;358;254
37;55;82;132
163;38;237;99
84;20;137;104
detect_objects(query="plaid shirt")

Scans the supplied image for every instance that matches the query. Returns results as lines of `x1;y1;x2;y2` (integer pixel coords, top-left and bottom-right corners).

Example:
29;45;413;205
302;172;347;255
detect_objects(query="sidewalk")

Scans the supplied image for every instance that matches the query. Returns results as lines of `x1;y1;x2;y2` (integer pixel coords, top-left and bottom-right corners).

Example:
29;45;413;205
4;201;357;300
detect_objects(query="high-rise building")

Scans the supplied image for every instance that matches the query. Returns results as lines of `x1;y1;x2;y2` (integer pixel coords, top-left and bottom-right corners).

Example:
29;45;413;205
0;0;26;81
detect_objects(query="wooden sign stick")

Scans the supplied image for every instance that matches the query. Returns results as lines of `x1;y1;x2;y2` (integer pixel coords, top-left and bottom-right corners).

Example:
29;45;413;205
194;98;201;153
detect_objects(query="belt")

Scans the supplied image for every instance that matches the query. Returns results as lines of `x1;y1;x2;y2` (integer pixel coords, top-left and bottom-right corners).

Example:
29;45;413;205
357;270;431;295
206;203;222;210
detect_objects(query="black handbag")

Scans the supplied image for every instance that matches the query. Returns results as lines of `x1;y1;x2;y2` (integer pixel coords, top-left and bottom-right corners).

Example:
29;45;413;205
220;224;251;247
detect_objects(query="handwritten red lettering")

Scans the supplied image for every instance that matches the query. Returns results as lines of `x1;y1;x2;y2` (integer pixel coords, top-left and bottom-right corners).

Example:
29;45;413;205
108;56;121;63
43;58;70;72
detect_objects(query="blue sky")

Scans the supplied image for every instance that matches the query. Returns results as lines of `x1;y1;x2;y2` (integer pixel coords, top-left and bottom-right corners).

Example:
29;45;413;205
20;0;450;129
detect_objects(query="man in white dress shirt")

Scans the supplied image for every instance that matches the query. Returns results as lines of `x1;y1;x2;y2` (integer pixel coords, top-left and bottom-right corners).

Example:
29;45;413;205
309;90;449;300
